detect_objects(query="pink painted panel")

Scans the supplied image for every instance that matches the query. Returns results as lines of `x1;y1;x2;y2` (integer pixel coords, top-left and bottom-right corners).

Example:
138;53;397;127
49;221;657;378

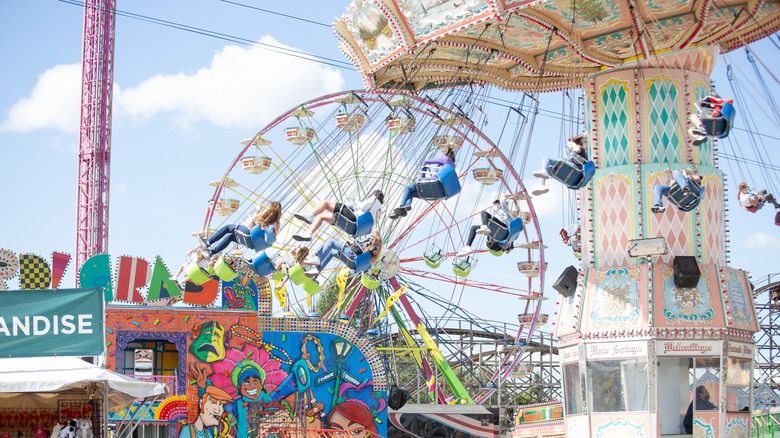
652;263;726;329
580;265;649;333
594;172;634;268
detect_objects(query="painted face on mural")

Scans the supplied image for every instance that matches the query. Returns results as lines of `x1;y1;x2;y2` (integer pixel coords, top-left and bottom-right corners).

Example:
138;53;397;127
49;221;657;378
328;410;368;433
240;375;263;400
201;395;226;427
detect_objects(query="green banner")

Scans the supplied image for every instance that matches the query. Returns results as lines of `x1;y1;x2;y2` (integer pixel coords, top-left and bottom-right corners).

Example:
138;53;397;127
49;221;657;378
0;288;105;357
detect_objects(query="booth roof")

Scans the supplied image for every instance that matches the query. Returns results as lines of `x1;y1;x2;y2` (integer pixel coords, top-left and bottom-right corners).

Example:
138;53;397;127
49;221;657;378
0;356;167;411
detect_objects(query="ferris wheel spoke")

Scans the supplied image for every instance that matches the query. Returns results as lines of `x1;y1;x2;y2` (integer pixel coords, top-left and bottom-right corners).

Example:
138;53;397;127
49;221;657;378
398;267;539;298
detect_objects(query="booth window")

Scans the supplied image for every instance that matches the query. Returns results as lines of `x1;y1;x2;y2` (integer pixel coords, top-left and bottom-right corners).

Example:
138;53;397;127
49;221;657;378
120;340;179;377
587;359;648;412
563;363;583;415
726;357;751;412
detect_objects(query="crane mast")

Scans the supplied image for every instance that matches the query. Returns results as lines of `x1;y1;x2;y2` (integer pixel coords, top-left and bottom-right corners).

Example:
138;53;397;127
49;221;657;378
75;0;116;274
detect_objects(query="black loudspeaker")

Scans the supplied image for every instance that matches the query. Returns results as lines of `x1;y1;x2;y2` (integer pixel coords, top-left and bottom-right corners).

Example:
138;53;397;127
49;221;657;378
553;265;579;298
388;385;409;410
673;256;701;289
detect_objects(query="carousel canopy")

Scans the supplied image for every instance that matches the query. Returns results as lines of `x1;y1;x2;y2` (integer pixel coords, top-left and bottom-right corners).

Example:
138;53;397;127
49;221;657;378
334;0;780;91
0;356;166;412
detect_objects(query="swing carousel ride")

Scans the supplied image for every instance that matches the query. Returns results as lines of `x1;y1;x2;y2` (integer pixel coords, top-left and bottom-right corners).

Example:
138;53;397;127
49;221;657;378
325;0;780;435
192;0;780;420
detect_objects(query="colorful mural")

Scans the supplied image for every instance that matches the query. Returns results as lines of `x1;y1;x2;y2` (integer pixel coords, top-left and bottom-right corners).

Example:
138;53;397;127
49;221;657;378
184;326;385;437
105;307;387;438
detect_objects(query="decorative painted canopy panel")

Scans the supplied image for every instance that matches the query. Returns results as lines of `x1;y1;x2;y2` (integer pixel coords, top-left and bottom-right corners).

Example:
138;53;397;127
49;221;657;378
335;0;780;91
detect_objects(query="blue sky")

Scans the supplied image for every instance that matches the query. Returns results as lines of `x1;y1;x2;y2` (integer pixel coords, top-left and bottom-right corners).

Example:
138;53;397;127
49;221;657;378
1;0;779;323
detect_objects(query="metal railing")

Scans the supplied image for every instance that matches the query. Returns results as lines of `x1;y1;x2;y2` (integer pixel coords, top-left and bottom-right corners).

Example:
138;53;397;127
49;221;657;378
752;411;780;437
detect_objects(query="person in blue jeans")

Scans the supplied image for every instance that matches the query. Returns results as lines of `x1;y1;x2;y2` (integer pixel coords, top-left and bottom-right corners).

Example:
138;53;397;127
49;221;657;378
457;198;516;256
532;132;588;194
305;229;382;276
390;148;456;219
652;168;704;213
203;201;281;255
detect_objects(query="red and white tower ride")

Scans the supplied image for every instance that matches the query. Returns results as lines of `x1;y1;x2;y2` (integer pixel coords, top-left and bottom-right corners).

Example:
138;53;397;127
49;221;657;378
75;0;116;274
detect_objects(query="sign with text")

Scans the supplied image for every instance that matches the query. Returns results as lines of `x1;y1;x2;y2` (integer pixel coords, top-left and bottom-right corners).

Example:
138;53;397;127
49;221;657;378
657;340;721;356
727;342;754;359
586;341;647;360
561;346;580;363
0;288;104;357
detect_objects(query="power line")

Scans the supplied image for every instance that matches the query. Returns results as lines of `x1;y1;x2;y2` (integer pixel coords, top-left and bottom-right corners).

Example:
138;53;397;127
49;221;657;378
56;0;354;70
217;0;332;28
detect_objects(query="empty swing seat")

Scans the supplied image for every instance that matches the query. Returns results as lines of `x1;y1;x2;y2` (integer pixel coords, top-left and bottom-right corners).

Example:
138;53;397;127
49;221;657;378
333;208;374;237
487;217;524;247
235;225;276;252
423;247;444;269
336;250;372;273
251;251;276;277
452;257;475;277
699;102;735;139
416;164;461;200
551;160;595;189
667;183;704;212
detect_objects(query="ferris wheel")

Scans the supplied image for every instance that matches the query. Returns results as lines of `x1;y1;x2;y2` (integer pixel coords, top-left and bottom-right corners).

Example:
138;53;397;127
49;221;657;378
201;89;547;405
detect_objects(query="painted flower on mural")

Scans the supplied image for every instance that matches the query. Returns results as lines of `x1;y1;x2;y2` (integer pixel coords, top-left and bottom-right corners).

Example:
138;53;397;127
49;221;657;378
210;343;286;399
602;284;632;315
674;287;703;315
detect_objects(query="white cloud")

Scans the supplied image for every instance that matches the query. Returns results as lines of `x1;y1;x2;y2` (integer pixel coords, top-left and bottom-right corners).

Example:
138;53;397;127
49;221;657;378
1;64;81;133
745;232;780;249
1;37;346;133
114;36;345;128
113;182;129;194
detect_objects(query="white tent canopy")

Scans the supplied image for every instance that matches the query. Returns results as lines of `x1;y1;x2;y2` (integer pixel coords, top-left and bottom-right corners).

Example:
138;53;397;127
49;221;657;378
0;356;166;412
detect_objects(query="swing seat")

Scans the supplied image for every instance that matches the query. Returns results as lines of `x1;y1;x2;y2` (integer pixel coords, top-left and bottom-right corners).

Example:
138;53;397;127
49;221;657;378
234;225;275;252
550;159;595;189
288;263;322;294
214;256;238;282
423;248;444;269
251;251;276;277
452;257;475;277
336;250;372;273
668;183;703;212
488;247;504;257
333;208;374;237
698;102;735;139
361;272;381;289
185;262;212;286
559;228;570;243
487;217;524;247
775;211;780;227
416;164;461;200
